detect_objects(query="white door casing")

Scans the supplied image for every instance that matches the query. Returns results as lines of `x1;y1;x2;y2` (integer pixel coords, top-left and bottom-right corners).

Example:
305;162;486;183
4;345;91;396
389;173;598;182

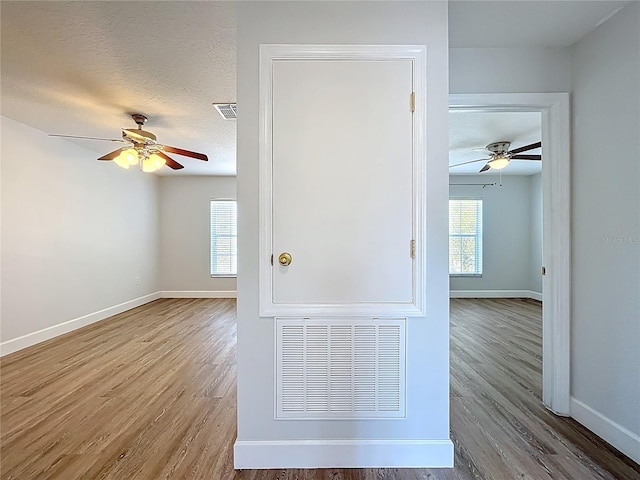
260;45;427;317
449;93;571;416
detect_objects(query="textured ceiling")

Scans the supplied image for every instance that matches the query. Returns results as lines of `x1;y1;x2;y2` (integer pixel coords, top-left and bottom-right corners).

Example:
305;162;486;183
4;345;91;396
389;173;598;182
449;111;542;176
1;1;236;176
1;1;627;176
449;1;630;47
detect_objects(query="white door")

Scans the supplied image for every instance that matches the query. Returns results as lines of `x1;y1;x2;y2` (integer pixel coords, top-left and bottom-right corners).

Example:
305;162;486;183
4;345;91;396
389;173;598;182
260;46;426;316
273;60;413;303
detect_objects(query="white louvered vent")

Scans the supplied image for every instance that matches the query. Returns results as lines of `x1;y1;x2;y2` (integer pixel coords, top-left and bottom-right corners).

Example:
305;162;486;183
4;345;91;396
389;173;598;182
213;103;237;119
276;318;406;419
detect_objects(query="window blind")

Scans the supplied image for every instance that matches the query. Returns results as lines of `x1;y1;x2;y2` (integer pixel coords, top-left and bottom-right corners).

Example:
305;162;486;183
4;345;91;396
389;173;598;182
210;200;237;276
449;199;483;275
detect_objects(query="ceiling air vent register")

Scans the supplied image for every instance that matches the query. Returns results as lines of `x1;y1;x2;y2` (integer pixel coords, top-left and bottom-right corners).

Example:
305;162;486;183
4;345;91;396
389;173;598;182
213;103;237;120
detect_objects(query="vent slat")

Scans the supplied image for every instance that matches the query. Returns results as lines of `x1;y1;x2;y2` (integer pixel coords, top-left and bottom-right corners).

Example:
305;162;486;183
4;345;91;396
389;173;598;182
277;318;405;419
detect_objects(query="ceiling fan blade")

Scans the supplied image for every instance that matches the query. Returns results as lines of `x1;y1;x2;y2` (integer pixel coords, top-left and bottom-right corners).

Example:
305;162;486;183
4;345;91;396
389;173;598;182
511;154;542;161
156;151;184;170
449;158;490;168
98;148;124;161
162;145;208;161
49;134;127;143
479;163;491;173
508;141;541;155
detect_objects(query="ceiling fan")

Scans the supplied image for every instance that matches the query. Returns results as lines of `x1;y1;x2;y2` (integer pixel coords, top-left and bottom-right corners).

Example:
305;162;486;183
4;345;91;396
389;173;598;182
49;114;208;172
449;141;541;173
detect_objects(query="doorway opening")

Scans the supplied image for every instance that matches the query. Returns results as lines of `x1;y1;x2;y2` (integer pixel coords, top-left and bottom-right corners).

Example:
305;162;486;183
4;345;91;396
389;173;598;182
449;93;570;415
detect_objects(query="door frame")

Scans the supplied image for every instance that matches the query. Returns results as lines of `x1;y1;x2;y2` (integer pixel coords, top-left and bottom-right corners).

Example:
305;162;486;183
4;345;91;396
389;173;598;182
258;44;428;317
449;93;571;416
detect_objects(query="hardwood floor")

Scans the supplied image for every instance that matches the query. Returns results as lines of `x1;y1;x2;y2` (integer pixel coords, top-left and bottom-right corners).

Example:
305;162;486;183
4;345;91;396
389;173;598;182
1;298;638;479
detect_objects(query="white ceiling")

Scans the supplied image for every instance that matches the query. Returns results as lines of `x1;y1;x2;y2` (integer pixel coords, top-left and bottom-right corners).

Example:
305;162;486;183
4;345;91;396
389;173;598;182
449;111;542;175
449;1;630;47
0;1;628;176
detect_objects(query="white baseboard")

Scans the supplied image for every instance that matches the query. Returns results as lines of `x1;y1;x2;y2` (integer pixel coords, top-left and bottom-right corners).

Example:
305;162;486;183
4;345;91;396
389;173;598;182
527;290;543;301
571;397;640;464
160;290;237;299
233;438;454;469
0;292;161;357
450;290;542;301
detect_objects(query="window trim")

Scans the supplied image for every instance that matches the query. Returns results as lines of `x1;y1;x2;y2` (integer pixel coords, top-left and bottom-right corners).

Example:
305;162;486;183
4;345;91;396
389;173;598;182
210;198;237;278
448;197;483;277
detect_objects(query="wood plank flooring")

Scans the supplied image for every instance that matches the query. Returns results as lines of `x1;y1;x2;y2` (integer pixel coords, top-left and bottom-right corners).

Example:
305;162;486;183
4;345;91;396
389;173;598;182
1;298;638;479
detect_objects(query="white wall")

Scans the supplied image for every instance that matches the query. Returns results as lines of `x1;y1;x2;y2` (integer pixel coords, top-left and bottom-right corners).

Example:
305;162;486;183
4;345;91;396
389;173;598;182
1;116;159;351
450;47;571;94
449;175;539;294
236;0;450;468
159;176;236;294
529;173;542;294
570;1;640;459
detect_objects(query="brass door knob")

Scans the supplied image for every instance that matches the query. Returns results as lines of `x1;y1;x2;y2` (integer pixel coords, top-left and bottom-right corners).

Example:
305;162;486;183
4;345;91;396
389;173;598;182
278;252;292;266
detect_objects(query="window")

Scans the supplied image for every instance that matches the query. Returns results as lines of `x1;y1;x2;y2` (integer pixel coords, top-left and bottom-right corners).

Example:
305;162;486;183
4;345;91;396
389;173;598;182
449;199;483;275
210;200;237;276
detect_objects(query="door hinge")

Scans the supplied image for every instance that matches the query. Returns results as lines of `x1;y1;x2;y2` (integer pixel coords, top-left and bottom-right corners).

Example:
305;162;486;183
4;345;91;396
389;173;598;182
410;92;415;113
410;240;416;258
541;266;546;276
271;254;274;266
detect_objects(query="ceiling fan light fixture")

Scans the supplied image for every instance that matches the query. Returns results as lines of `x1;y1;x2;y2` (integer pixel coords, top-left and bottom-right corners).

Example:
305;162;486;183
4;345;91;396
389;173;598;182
142;157;157;173
488;155;510;170
121;148;139;165
149;153;166;170
113;154;130;169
